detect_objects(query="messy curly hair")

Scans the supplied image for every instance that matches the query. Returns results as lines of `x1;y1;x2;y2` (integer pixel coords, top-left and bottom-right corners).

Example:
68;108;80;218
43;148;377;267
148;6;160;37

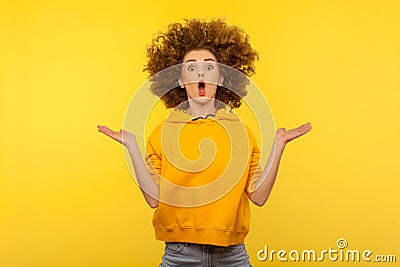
144;18;259;110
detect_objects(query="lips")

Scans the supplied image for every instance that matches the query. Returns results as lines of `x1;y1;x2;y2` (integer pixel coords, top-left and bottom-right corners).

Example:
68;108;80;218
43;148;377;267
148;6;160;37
198;81;206;96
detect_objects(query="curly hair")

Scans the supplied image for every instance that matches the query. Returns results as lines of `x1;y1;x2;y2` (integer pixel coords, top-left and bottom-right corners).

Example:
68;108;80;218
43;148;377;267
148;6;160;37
144;18;259;110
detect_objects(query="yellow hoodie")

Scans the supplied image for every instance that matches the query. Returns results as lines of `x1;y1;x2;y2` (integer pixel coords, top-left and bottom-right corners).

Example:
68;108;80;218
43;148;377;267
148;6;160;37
145;108;262;246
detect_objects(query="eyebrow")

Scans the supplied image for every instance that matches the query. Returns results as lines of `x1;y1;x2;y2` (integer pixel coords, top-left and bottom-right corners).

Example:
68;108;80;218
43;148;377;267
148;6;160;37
184;58;216;63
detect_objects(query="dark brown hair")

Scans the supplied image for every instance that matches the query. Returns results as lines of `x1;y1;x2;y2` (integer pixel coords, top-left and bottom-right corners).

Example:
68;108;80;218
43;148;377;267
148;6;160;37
144;18;259;110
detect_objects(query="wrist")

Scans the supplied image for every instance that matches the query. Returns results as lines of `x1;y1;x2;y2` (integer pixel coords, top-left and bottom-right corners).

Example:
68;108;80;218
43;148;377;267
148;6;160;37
274;139;287;152
126;140;138;153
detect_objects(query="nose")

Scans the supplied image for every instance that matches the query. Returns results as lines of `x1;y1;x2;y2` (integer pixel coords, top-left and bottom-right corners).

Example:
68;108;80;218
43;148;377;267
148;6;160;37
198;64;204;77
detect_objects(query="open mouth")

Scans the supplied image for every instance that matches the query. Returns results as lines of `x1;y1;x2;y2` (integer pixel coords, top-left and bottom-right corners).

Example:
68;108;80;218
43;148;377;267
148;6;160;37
198;81;206;96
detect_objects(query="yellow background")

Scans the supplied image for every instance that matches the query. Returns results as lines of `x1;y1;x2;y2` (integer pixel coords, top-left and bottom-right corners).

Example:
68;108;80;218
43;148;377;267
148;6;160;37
1;0;399;266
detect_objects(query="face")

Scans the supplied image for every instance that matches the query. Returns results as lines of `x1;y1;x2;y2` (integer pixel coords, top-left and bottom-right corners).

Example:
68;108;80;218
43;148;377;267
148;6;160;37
179;49;223;105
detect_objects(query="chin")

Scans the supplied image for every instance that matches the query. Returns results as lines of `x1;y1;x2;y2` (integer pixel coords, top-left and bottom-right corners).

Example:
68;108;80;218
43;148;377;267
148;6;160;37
190;96;214;104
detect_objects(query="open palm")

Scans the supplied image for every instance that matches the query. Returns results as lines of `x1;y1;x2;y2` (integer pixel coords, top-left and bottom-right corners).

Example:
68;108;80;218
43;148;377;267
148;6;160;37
97;125;136;147
275;122;312;146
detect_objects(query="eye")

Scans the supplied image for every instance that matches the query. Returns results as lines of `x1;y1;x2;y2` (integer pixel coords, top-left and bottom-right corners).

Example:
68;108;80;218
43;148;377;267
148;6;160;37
205;64;214;71
187;65;196;71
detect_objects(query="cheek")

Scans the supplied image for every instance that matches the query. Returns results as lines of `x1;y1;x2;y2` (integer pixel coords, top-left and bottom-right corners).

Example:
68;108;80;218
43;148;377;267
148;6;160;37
207;85;218;95
204;71;220;84
185;83;198;95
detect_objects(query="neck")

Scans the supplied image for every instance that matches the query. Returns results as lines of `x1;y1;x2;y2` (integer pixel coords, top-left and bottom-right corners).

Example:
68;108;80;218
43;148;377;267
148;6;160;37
186;101;217;117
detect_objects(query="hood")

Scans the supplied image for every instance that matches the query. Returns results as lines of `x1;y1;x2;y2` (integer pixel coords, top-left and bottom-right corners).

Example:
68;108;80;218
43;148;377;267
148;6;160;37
165;108;240;124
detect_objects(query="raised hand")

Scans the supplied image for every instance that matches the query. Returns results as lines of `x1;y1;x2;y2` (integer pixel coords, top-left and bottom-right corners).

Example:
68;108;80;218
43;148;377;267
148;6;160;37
275;122;312;147
249;122;312;206
97;125;136;148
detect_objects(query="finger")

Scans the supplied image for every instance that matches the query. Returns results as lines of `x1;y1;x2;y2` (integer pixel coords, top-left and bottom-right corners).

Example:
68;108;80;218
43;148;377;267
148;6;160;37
297;123;312;133
296;126;310;136
98;126;113;135
97;125;111;131
98;126;122;143
287;126;310;140
97;126;108;134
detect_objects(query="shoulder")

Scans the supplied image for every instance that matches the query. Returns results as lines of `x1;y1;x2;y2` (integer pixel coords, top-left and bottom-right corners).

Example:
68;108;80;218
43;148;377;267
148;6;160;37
216;109;258;145
244;124;258;145
147;121;164;145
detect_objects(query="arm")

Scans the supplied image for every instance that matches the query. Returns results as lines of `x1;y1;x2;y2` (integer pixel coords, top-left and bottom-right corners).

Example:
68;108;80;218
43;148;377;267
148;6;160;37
126;139;160;208
97;125;160;208
249;123;312;206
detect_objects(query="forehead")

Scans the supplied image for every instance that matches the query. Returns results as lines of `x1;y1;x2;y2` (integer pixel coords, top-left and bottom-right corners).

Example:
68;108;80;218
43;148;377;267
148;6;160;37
182;49;217;62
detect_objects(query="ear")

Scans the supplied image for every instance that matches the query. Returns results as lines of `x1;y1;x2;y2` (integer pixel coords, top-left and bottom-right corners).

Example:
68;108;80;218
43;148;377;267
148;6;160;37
178;78;185;88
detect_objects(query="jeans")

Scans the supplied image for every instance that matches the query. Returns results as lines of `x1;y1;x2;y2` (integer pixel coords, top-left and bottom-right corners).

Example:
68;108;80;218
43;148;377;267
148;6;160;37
158;242;253;267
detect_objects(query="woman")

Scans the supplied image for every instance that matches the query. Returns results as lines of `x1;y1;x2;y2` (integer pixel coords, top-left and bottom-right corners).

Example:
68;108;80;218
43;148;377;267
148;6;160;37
97;19;312;266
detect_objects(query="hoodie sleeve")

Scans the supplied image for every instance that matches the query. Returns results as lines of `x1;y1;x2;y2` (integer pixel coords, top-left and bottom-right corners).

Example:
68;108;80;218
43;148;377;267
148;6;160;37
145;126;162;186
245;128;263;196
